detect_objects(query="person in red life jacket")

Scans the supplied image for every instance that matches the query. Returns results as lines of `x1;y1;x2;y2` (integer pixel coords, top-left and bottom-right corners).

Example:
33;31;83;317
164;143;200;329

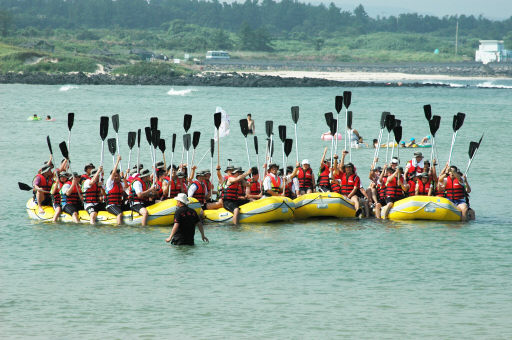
297;159;315;194
381;165;409;219
129;169;158;226
82;166;103;224
105;155;125;225
373;164;390;219
188;170;208;212
33;164;55;214
246;167;263;201
283;166;300;199
176;171;188;195
334;151;364;217
367;165;382;207
438;164;470;221
317;147;331;192
406;172;418;197
263;163;283;196
51;172;69;222
60;172;82;223
223;167;252;225
405;152;424;179
165;193;208;245
415;172;433;196
234;167;250;204
81;163;95;184
151;169;166;202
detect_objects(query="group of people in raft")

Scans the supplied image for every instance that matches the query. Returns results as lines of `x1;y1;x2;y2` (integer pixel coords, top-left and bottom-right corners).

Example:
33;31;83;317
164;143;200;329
32;145;473;226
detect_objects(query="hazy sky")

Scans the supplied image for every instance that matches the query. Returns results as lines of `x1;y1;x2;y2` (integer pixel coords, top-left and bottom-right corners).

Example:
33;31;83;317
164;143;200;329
315;0;512;19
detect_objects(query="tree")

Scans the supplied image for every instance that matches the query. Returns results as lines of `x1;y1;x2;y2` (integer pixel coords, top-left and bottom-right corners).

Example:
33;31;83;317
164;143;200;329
0;10;13;36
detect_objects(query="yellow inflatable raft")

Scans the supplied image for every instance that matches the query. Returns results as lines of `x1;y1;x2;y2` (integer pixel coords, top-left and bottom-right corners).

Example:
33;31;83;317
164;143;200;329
388;196;461;221
26;198;202;226
203;196;294;223
293;192;356;220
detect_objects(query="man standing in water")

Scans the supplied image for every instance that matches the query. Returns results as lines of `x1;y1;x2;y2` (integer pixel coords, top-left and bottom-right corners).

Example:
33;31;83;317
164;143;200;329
165;193;208;245
247;113;255;134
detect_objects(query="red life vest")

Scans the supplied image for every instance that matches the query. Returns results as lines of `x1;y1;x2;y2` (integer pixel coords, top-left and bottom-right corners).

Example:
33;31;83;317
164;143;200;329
249;178;261;195
166;178;180;198
83;180;101;204
60;181;79;205
377;176;387;200
51;181;63;205
445;176;465;200
237;181;245;199
34;173;52;193
297;167;314;189
330;179;341;194
223;176;241;201
340;173;359;196
129;177;147;204
106;181;124;206
284;181;294;198
416;180;431;196
268;174;282;193
407;179;416;197
385;176;404;199
407;160;424;176
317;165;330;188
190;180;206;203
155;180;164;199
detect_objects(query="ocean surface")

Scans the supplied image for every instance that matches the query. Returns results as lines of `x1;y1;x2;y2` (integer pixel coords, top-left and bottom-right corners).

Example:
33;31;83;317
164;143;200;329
1;82;511;338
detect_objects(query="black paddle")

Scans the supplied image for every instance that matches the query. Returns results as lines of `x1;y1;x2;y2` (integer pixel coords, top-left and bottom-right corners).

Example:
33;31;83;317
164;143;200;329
214;112;222;165
145;127;152;146
150;117;158;132
324;112;333;128
46;136;53;156
343;91;352;109
100;116;109;167
283;138;293;173
210;138;215;175
265;120;274;162
291;106;300;163
423;105;432;121
429;115;441;162
278;125;287;170
464;133;484;176
183;133;191;167
59;141;71;172
18;182;32;191
347;111;353;130
107;137;116;167
373;112;390;165
170;133;177;169
384;114;395;162
159;138;166;168
329;119;337;164
335;96;343;114
448;112;466;164
112;114;120;155
380;112;390;129
184;114;192;133
239;119;251;167
136;128;141;171
254;135;259;172
191;131;201;166
394;119;401;128
152;129;160;150
127;131;136;170
393;125;403;162
67;112;74;153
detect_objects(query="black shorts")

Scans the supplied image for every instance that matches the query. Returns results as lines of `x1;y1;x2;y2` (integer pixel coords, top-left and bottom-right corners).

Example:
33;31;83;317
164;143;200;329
377;198;386;206
385;196;401;204
63;204;78;215
223;199;241;213
318;186;330;192
53;203;61;210
107;204;123;216
86;204;102;214
131;203;146;214
34;194;52;206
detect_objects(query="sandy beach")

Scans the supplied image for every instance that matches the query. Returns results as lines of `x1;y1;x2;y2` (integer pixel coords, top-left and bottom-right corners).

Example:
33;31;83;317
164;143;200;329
239;70;512;82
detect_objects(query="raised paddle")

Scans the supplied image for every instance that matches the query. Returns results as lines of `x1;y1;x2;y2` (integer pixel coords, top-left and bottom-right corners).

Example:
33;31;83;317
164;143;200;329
239;119;251;168
59;141;71;172
210;138;215;177
46;136;53;156
324;112;333;128
291;106;300;163
390;117;400;160
183;133;191;168
127;131;136;170
67;112;74;153
278;125;287;172
214;112;222;165
99;116;109;167
464;133;484;177
170;133;177;169
334;96;343;154
429;115;441;161
393;125;403;162
373;112;390;167
254;136;259;174
159;138;166;169
343;91;352;152
384;114;395;163
265;120;274;163
448;112;466;165
191;131;201;166
283;138;293;181
136;129;141;172
18;182;32;191
112;114;120;155
184;114;192;133
329;119;337;165
347;110;353;161
107;137;117;168
150;117;158;132
424;104;432;121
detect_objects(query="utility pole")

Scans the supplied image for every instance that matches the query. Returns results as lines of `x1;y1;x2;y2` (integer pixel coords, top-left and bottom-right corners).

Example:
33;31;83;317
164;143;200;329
455;19;459;55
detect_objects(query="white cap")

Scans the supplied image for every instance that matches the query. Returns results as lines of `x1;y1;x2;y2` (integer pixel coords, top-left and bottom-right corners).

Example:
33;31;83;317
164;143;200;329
301;159;310;165
175;193;189;205
391;158;399;164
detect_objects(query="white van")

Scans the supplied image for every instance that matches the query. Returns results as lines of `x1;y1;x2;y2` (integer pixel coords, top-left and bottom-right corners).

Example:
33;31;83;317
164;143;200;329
206;51;230;59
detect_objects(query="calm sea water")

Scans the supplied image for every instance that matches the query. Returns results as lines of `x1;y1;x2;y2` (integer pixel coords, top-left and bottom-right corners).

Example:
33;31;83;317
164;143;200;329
1;82;511;338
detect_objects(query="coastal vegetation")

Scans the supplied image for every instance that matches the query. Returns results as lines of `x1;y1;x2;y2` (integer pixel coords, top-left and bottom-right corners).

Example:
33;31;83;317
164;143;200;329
0;0;511;74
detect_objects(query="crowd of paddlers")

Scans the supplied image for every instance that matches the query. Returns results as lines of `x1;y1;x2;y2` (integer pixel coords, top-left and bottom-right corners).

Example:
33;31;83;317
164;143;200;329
24;91;483;225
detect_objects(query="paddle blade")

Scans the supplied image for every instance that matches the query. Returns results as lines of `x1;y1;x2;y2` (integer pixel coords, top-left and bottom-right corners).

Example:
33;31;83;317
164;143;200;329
210;138;215;157
254;136;259;154
159;139;166;153
393;126;402;144
278;125;287;142
46;136;53;155
423;105;432;121
144;127;152;145
100;116;109;141
183;114;192;132
112;114;120;133
265;121;273;138
343;91;352;108
59;141;68;159
455;112;466;131
380;112;390;129
172;133;177;152
67;112;74;131
239;119;249;137
183;134;191;151
477;133;484;147
107;138;116;155
214;112;221;129
128;131;136;149
152;129;160;148
324;112;333;128
335;96;343;114
150;117;158;132
270;139;274;157
468;141;479;159
18;182;33;191
429;115;441;136
347;111;353;129
284;138;293;157
291;106;299;123
137;129;141;147
452;115;458;131
330;119;337;136
394;119;401;128
385;114;395;132
192;131;201;148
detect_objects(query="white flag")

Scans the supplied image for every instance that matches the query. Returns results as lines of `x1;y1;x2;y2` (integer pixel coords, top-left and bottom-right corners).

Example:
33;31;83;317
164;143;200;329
214;106;230;141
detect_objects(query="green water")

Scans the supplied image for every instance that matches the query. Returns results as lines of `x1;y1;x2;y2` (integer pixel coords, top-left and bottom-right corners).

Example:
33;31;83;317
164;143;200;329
1;84;511;338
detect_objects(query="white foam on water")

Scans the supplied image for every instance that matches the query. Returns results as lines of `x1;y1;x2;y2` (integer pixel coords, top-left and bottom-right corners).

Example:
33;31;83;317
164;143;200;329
476;81;512;89
59;85;79;92
167;88;196;96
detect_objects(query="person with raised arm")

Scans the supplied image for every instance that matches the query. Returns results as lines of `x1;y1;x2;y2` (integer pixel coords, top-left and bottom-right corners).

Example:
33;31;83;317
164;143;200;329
317;147;331;192
381;164;408;219
246;166;262;201
60;172;82;223
82;166;103;224
105;155;124;225
128;168;157;226
222;167;252;225
438;164;470;221
334;150;363;217
297;159;315;195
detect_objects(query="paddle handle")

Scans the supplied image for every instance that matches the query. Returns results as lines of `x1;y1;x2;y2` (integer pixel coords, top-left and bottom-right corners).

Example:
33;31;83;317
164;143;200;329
67;131;71;155
348;128;352;162
464;144;480;177
170;151;174;170
448;131;457;165
334;112;340;155
136;145;140;172
344;108;348;151
197;149;209;167
191;149;196;167
100;140;105;167
180;145;185;166
269;135;273;163
244;137;251;168
385;132;390;163
390;141;395;161
294;124;299;164
282;142;285;175
116;132;121;155
217;128;220;166
127;149;132;171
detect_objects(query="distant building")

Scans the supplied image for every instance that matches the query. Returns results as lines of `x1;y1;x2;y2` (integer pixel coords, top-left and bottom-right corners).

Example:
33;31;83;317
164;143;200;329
129;49;154;61
475;40;512;64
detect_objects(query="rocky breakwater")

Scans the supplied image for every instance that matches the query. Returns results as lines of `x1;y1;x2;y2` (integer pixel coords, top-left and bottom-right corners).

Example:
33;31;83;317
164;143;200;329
0;71;449;87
